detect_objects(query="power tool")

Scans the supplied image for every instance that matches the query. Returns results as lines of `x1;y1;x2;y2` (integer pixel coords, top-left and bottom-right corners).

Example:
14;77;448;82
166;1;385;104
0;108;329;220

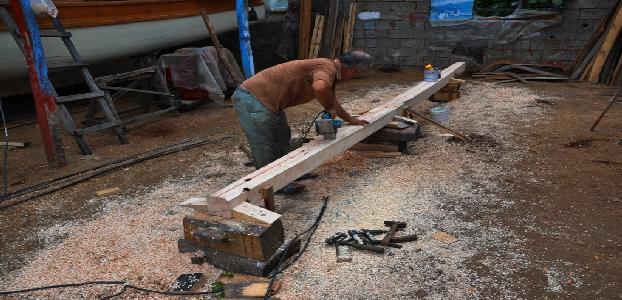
315;111;343;140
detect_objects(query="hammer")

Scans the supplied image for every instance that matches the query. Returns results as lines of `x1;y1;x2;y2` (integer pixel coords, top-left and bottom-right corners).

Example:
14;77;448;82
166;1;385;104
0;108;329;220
381;221;406;246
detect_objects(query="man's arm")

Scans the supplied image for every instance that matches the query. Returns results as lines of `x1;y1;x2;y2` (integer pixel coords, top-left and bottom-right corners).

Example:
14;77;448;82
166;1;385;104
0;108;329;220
311;80;368;125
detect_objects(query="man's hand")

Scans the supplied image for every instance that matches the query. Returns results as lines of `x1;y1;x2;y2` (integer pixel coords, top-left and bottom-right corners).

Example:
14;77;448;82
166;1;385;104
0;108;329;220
346;117;369;126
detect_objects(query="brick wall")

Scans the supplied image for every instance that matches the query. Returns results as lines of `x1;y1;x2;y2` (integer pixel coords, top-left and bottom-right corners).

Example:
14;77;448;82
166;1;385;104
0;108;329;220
351;0;618;70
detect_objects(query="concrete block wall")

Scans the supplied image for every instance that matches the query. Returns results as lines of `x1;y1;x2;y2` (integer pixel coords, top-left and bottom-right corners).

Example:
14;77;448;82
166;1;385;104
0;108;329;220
351;0;619;69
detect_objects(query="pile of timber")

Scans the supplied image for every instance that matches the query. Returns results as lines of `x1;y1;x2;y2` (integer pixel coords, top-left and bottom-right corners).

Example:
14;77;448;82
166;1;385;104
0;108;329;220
299;0;357;59
568;2;622;86
473;63;568;84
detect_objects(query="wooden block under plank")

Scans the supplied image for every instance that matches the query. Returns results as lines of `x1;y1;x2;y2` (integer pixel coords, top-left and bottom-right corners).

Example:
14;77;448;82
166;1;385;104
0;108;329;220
353;150;401;158
223;281;281;298
350;143;399;152
183;214;284;260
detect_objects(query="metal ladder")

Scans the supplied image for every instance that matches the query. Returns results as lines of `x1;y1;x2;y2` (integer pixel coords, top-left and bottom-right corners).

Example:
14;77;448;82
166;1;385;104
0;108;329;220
0;0;128;155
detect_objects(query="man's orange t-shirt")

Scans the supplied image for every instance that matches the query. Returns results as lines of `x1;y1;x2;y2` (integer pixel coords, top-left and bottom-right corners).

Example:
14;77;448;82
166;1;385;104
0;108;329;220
240;58;341;113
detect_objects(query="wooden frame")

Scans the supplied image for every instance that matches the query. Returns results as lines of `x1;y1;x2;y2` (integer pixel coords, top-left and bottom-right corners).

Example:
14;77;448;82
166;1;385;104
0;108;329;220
181;62;466;220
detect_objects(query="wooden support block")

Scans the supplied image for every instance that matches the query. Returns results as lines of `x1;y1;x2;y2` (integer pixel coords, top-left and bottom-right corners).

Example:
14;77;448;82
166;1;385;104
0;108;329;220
350;143;399;152
182;214;284;260
217;273;270;285
0;141;31;148
353;151;401;158
200;238;301;277
385;121;410;129
231;201;280;225
336;245;352;262
260;186;275;212
432;91;461;102
224;281;280;298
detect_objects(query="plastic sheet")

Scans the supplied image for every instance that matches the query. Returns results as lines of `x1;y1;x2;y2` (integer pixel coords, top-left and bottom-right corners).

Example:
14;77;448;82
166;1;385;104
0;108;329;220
158;46;244;104
265;0;288;13
428;9;562;47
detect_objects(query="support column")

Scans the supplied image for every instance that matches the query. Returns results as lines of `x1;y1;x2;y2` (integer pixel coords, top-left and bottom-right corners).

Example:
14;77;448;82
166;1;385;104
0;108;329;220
236;0;255;78
11;0;66;167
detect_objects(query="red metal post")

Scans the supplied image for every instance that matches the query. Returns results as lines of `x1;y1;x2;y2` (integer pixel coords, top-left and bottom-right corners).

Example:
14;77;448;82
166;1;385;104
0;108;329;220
10;0;66;167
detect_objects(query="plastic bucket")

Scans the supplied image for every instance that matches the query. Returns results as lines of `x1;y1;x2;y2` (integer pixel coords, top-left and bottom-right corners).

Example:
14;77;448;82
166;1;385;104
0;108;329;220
429;106;449;123
424;69;440;82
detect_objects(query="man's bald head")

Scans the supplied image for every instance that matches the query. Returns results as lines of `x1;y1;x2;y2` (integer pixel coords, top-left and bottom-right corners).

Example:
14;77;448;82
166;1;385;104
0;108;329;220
338;50;373;80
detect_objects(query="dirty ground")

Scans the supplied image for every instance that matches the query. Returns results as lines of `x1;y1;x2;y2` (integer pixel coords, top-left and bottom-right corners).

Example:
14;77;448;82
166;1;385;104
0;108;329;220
0;70;620;299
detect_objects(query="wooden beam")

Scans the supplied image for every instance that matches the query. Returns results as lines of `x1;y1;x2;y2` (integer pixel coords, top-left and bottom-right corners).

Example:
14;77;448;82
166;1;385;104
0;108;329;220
320;0;338;58
588;2;622;83
298;0;312;59
181;63;466;217
342;2;357;53
200;9;243;85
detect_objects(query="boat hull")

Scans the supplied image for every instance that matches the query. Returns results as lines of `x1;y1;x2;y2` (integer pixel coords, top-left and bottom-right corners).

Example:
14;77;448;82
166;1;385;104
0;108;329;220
0;5;264;95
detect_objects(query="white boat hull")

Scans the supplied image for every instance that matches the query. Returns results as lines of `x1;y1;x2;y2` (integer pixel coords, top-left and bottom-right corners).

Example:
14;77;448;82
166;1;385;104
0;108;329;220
0;6;264;95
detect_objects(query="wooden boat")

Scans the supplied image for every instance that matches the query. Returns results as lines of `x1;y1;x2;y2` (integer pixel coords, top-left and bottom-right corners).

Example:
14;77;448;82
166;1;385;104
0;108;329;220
0;0;265;95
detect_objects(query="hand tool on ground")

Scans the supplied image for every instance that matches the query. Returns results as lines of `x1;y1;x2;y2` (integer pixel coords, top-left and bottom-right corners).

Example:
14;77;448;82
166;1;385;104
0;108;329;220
369;240;403;248
389;234;418;243
325;232;347;244
591;86;621;131
315;111;343;140
362;229;389;235
348;230;366;244
381;221;406;246
336;241;385;253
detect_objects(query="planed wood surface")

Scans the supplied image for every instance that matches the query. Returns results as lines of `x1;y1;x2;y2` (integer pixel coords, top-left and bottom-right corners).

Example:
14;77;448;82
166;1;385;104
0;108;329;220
182;63;466;216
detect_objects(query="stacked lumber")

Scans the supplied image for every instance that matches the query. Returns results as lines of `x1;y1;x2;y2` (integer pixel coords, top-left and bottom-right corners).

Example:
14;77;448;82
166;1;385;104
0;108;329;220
299;0;358;59
568;2;622;86
431;78;464;102
473;63;567;84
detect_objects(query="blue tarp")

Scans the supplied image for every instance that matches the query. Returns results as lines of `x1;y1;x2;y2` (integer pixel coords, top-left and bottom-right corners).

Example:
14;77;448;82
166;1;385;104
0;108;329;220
430;0;475;21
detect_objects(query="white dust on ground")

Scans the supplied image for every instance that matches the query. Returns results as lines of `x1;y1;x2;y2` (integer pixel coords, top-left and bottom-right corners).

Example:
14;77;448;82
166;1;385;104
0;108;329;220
275;81;562;299
0;150;253;299
1;80;563;299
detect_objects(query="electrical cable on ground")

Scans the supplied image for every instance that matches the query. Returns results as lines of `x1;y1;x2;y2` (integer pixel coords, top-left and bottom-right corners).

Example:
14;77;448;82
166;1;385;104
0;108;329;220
264;195;329;300
299;111;323;142
0;280;217;298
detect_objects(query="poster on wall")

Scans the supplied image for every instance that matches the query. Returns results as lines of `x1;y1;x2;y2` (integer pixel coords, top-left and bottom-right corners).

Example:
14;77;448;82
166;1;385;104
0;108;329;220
430;0;475;21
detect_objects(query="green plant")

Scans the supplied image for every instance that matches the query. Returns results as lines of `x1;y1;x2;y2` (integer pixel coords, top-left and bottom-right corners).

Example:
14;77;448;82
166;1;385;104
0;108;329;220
211;281;225;298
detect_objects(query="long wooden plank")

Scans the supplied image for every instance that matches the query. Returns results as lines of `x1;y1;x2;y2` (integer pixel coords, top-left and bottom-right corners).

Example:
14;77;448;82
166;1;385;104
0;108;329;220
181;63;466;216
588;2;622;83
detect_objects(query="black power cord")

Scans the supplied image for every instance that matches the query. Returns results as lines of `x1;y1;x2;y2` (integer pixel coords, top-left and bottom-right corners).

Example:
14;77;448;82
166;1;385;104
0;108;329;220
264;195;329;300
0;280;217;298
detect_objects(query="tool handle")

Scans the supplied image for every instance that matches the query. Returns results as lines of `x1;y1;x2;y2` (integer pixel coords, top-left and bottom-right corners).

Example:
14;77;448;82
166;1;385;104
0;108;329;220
391;234;418;243
338;241;385;253
381;224;398;246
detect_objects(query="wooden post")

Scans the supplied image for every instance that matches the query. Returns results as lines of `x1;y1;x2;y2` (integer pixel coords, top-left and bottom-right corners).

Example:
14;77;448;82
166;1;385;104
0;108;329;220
298;0;312;59
260;186;275;212
320;0;339;58
200;9;243;85
342;2;357;53
235;0;255;78
11;0;66;167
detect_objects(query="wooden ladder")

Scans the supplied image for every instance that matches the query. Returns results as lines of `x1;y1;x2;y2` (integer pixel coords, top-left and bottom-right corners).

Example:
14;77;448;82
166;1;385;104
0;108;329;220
0;1;128;155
